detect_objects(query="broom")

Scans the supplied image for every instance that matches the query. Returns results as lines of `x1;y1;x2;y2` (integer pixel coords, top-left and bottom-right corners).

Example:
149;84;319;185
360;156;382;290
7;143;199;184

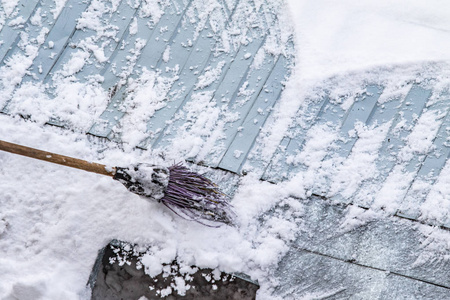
0;140;234;226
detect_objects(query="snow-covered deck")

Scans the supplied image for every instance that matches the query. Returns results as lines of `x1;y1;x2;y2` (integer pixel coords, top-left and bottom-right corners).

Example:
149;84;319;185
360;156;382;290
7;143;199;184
0;0;293;175
1;0;450;299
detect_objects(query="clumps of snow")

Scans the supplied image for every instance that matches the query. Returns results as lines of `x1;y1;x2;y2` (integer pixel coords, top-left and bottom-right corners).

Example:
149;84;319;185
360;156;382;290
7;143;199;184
377;81;411;104
0;27;49;108
419;160;450;223
251;48;266;69
286;123;337;168
77;0;116;35
48;78;110;130
338;205;381;233
329;121;391;200
30;7;42;27
77;39;107;63
115;37;147;85
249;61;450;206
195;61;226;90
140;0;167;25
1;0;450;298
162;45;170;63
59;50;90;77
7;82;53;124
74;0;122;63
140;245;177;278
115;68;178;149
51;0;68;18
1;0;141;130
129;17;138;35
188;0;225;41
8;15;26;27
158;286;173;297
1;0;19;18
398;109;446;162
373;164;417;214
233;150;243;158
167;91;221;159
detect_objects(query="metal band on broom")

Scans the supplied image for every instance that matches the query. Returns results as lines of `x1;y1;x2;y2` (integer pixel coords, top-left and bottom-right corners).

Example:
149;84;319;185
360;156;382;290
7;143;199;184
0;140;235;226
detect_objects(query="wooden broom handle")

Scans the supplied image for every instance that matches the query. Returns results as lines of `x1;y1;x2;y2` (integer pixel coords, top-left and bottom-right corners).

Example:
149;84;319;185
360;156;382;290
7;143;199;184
0;140;115;177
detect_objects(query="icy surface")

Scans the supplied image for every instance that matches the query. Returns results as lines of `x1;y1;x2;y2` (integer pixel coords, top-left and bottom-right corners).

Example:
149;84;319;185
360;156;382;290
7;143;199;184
0;0;450;299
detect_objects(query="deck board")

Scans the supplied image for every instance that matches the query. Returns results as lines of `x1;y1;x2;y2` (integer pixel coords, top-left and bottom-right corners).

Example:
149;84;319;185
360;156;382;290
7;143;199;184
0;0;293;176
0;0;40;62
3;0;448;229
88;0;189;138
218;54;290;173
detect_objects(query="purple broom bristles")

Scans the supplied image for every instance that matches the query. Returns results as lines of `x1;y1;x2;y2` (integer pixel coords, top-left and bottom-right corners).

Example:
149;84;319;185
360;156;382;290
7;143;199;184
161;163;235;226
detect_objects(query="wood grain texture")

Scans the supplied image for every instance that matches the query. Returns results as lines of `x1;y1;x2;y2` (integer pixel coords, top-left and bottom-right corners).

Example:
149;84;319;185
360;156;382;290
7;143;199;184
0;140;115;177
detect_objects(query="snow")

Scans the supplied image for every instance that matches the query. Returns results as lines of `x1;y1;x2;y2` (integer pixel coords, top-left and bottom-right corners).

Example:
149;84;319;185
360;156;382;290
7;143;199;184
116;164;169;200
129;17;138;35
0;0;450;299
419;160;450;223
286;0;450;81
195;61;226;90
51;0;68;18
118;67;178;149
1;0;19;18
329;121;391;200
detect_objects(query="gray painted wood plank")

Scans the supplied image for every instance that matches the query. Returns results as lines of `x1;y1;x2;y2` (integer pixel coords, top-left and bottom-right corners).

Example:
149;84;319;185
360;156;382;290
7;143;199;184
139;31;218;147
261;136;293;182
351;95;404;208
374;84;431;172
263;88;349;183
218;54;289;173
88;0;189;138
131;0;187;72
276;248;450;299
323;85;383;198
396;103;450;221
285;196;450;293
321;85;383;202
42;1;139;127
202;45;277;168
0;0;40;62
1;0;92;114
42;0;138;84
266;88;393;187
21;0;91;80
144;3;254;150
99;6;160;90
351;84;431;208
0;0;63;111
152;25;267;153
137;7;229;148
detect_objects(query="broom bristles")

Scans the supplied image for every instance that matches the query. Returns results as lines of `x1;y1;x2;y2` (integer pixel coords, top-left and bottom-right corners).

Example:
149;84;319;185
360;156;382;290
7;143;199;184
161;163;235;226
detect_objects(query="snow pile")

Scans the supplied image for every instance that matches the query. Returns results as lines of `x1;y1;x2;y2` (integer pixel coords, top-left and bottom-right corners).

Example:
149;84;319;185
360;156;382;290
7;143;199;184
286;0;450;80
0;115;303;298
